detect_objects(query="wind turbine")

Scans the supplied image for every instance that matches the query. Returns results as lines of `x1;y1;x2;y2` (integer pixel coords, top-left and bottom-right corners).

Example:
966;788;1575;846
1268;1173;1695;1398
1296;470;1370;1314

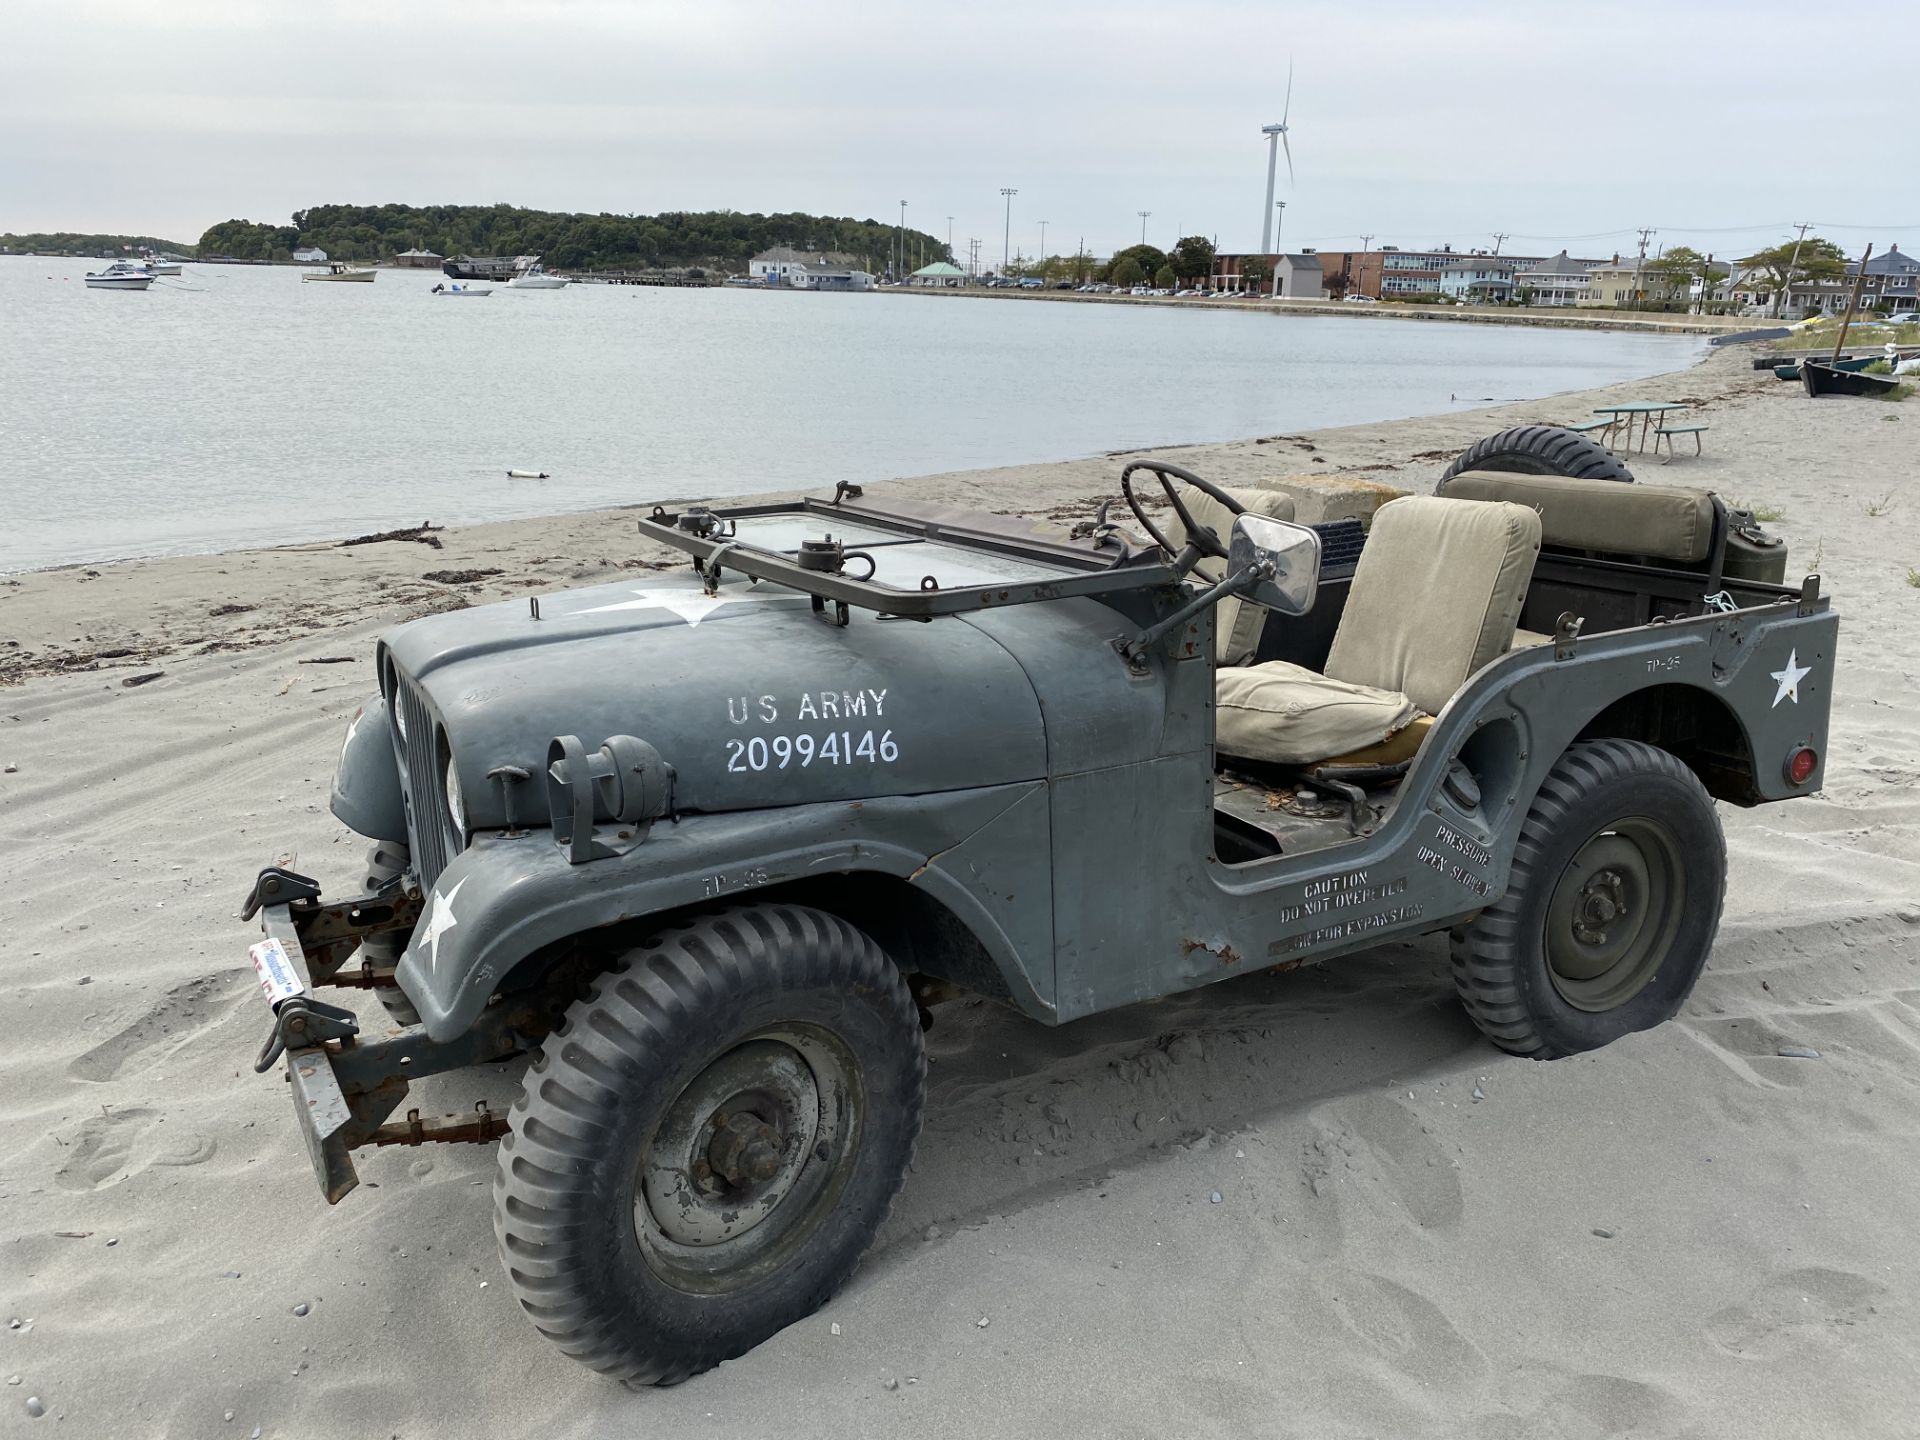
1260;62;1295;255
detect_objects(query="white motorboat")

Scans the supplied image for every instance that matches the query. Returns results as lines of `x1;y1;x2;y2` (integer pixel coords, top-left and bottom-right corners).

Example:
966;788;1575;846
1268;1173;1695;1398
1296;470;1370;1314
303;262;376;283
431;282;492;297
506;261;569;290
84;260;153;291
145;258;184;276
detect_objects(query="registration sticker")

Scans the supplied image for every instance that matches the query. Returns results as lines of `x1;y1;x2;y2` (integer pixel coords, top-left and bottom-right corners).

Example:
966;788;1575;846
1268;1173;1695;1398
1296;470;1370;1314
249;937;306;1008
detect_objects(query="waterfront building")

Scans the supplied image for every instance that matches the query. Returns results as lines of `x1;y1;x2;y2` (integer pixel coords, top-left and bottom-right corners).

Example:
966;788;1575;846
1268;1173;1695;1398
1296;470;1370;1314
393;247;444;269
1207;252;1324;297
1512;251;1594;306
909;261;966;288
292;246;328;264
1438;260;1516;304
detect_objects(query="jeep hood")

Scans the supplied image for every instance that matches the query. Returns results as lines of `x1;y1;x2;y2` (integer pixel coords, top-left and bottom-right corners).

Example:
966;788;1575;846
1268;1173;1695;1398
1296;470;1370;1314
379;573;1048;826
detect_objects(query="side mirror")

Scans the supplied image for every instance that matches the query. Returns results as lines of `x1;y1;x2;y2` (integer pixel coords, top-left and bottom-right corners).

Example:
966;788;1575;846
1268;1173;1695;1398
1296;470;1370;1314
1229;513;1321;616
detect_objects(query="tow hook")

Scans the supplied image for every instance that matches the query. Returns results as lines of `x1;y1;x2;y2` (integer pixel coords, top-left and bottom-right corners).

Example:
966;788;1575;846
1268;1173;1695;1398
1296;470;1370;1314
254;994;361;1073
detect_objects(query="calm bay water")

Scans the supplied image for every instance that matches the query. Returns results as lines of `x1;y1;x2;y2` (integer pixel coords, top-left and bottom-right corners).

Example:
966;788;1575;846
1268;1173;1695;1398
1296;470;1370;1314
0;256;1701;572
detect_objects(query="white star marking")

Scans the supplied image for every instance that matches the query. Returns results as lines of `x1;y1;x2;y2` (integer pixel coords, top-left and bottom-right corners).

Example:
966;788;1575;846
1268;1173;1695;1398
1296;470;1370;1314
577;587;801;626
1770;649;1812;708
417;878;467;973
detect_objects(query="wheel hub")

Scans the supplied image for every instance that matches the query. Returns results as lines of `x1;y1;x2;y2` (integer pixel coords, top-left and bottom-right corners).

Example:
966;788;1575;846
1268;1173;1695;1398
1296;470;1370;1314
1573;868;1630;944
1543;819;1685;1012
708;1112;784;1186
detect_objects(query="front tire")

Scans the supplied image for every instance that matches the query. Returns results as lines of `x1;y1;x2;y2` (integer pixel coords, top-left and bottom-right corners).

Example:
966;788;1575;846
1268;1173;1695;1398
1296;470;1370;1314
1451;740;1725;1059
493;904;926;1385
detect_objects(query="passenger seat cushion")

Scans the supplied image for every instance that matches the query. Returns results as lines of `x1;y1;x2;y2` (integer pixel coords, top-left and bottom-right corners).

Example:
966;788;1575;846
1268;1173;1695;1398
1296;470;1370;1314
1215;661;1421;767
1325;496;1541;715
1177;484;1297;666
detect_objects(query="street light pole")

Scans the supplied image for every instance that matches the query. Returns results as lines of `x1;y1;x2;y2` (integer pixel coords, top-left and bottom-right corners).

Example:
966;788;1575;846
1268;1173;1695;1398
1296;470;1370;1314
1000;188;1018;275
1138;210;1151;245
897;200;907;280
947;216;953;258
1038;219;1049;262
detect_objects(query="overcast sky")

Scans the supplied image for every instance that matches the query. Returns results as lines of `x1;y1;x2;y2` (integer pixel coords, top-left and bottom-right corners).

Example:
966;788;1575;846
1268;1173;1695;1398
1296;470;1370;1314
6;0;1914;261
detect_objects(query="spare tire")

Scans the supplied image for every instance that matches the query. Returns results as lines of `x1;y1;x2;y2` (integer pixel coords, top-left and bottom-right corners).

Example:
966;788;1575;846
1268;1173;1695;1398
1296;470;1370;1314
1438;424;1635;491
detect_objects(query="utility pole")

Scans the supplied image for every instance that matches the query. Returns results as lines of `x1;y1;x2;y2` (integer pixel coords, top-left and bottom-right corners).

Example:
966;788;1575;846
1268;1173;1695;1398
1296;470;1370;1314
1000;188;1018;275
1491;231;1508;256
896;200;907;280
1038;219;1049;262
1274;201;1286;253
1138;210;1151;245
947;215;953;258
1632;226;1655;311
1778;220;1812;318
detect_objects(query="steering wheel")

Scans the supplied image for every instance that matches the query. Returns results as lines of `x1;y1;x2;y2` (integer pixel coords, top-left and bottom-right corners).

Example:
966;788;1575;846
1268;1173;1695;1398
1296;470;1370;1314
1119;460;1246;566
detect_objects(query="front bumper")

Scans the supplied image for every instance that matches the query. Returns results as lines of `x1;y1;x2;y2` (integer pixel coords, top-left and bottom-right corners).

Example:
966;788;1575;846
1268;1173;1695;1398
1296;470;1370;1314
242;865;514;1203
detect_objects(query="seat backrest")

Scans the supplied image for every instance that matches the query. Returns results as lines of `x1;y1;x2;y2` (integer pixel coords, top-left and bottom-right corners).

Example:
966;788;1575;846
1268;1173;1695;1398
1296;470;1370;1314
1439;470;1715;564
1176;483;1297;665
1325;495;1541;714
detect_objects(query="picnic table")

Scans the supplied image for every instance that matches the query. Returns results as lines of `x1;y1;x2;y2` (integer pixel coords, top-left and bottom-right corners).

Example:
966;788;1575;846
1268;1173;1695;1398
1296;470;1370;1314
1593;402;1689;454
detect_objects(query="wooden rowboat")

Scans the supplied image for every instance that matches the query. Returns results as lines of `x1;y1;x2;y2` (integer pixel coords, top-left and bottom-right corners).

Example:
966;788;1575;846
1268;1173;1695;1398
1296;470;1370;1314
1801;361;1901;398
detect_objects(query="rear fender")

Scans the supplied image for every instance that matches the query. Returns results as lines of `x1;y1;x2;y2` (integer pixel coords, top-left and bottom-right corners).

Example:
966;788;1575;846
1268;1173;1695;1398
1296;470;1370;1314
395;782;1051;1040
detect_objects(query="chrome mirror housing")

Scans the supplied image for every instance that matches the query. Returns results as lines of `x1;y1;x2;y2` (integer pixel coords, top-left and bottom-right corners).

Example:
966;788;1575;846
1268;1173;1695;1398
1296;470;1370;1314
1228;513;1321;616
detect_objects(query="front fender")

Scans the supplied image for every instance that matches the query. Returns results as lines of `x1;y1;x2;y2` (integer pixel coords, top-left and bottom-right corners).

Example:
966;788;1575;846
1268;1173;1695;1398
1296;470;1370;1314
395;782;1049;1040
329;695;408;842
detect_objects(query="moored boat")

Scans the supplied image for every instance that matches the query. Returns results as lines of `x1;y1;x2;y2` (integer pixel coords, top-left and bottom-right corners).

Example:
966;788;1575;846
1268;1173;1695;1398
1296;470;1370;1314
505;261;568;290
303;262;376;283
1801;360;1901;398
431;281;492;297
84;260;153;290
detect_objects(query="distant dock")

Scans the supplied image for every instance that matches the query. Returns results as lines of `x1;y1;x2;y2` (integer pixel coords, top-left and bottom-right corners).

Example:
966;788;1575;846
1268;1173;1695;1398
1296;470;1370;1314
571;270;719;288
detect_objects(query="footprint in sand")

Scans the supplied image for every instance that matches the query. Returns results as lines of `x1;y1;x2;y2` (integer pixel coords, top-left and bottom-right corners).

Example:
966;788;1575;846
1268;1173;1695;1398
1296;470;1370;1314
52;1108;215;1191
1309;1268;1487;1391
1303;1093;1463;1231
1706;1266;1886;1360
1473;1371;1682;1439
68;970;253;1083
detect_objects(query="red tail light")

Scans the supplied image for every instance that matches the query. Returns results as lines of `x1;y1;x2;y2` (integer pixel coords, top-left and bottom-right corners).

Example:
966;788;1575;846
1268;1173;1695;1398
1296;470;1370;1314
1785;747;1818;786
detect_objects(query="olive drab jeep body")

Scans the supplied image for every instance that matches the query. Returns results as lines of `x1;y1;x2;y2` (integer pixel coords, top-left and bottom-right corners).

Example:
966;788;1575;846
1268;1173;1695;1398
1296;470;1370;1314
241;440;1836;1383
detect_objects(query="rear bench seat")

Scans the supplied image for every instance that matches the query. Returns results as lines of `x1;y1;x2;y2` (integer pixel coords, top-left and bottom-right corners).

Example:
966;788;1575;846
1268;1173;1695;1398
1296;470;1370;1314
1436;471;1719;646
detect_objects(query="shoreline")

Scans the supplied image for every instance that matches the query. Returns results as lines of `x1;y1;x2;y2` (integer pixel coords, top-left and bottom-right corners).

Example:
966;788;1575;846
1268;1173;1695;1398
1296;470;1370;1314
1;342;1737;686
877;282;1754;335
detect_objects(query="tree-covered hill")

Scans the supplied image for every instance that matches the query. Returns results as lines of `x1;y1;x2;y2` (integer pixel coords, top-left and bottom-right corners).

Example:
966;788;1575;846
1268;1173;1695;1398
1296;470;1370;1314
2;231;197;256
196;203;948;273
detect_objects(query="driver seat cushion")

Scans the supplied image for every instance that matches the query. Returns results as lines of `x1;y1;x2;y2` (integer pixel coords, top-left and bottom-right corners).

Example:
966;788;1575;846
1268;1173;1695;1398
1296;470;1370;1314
1176;483;1297;665
1324;495;1541;715
1216;662;1421;766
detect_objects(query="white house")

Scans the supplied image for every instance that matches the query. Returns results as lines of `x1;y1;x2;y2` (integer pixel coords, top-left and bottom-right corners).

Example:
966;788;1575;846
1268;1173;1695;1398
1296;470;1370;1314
292;245;328;264
787;265;875;292
1439;260;1516;303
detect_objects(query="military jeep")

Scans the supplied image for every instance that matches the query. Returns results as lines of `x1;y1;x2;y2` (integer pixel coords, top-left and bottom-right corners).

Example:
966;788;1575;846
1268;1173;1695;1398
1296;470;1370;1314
243;442;1836;1383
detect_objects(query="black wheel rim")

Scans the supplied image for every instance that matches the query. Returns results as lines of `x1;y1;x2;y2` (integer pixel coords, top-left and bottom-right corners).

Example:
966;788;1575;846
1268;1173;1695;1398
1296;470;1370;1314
634;1023;863;1295
1543;817;1685;1012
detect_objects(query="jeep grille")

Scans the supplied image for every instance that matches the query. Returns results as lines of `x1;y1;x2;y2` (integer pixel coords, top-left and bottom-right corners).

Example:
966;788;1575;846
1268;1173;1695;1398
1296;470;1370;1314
391;673;457;890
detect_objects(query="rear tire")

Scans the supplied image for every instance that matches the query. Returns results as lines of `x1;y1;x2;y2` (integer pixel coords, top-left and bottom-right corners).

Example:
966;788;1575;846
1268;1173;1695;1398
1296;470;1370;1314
1451;740;1724;1059
493;904;926;1385
1438;424;1635;489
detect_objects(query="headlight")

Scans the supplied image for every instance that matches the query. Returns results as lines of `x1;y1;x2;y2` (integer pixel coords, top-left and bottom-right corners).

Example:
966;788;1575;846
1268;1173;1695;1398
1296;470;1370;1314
445;756;466;839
